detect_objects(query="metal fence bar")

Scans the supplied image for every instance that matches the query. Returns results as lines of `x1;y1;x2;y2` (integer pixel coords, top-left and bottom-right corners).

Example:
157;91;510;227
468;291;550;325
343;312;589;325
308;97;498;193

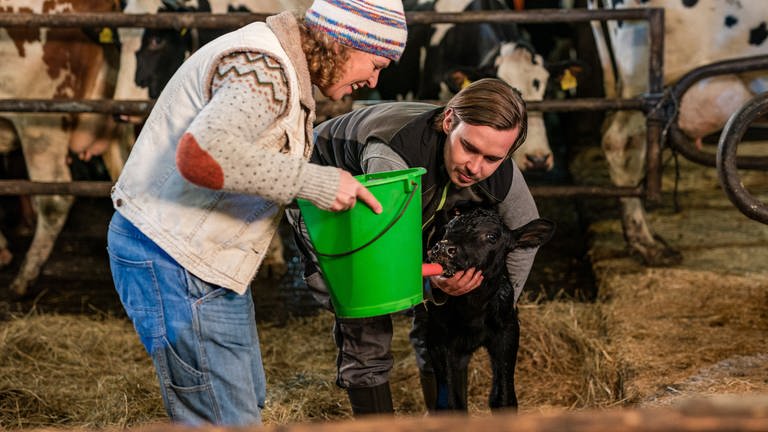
0;12;268;29
667;54;768;169
0;180;113;197
0;180;643;199
0;9;658;28
0;99;152;115
0;98;648;115
644;8;665;202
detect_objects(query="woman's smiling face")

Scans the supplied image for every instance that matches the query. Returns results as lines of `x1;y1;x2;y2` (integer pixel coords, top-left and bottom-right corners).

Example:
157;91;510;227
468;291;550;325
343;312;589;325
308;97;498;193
319;48;390;101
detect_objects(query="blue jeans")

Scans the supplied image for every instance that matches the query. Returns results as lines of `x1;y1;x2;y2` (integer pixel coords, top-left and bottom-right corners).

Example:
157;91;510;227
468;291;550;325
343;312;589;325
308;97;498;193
107;212;266;426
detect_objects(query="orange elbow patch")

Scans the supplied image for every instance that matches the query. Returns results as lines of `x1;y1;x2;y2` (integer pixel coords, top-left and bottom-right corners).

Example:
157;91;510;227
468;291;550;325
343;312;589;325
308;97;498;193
177;133;224;189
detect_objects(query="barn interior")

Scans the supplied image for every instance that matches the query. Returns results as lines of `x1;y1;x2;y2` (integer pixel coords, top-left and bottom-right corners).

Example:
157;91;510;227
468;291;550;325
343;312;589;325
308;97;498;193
1;1;768;430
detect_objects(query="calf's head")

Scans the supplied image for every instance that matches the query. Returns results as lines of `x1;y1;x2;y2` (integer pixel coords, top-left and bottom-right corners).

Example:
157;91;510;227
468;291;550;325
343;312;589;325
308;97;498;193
428;207;555;279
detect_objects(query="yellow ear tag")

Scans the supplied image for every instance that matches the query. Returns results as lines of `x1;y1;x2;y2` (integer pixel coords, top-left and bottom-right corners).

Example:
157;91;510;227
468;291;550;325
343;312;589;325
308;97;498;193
560;69;577;91
461;77;472;89
99;27;114;44
180;28;188;37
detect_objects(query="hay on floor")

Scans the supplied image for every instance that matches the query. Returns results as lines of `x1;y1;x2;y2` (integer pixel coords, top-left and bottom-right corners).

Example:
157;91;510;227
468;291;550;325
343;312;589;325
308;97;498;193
0;313;163;429
0;298;619;429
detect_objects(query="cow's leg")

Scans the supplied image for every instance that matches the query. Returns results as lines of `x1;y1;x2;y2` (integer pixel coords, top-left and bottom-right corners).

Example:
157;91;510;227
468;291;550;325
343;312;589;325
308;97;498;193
10;118;74;297
486;317;520;410
602;111;682;266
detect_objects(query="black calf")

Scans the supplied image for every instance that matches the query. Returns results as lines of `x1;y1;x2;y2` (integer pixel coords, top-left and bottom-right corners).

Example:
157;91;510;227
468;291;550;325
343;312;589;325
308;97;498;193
419;207;554;412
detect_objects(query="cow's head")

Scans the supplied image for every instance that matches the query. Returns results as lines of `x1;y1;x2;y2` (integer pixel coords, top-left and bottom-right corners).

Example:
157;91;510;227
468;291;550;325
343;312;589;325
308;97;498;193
428;207;555;279
134;1;201;98
442;42;585;173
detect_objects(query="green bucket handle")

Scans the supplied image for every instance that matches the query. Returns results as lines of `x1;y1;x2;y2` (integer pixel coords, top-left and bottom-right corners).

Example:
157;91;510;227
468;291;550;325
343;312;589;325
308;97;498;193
314;180;420;258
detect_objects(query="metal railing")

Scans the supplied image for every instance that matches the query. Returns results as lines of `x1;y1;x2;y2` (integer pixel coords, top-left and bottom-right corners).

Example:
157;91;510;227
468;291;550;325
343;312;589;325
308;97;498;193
0;8;665;199
716;92;768;224
665;55;768;170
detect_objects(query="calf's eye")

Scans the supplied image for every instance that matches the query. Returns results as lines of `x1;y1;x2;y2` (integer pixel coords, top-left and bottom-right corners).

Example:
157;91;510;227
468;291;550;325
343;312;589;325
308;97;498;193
486;232;498;243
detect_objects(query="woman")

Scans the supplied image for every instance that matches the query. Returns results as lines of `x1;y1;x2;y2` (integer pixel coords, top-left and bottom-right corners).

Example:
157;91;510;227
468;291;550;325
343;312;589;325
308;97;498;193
106;0;407;426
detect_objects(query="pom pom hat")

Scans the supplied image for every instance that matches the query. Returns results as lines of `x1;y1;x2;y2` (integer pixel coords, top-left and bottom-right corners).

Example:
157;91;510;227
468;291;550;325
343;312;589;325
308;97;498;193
305;0;408;62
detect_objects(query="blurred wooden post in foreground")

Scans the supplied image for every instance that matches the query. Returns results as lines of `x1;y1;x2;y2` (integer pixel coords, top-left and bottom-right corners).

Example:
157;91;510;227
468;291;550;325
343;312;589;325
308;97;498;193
129;396;768;432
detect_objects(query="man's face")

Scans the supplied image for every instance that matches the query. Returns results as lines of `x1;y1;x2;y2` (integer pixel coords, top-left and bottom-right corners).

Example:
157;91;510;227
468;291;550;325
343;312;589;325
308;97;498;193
442;108;520;188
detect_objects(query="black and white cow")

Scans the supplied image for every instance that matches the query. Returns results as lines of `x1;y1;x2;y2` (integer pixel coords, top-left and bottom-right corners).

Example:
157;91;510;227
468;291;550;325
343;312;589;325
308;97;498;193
420;0;520;101
384;1;532;166
444;41;585;171
376;0;587;172
114;0;311;102
418;206;555;411
373;0;433;101
588;0;768;265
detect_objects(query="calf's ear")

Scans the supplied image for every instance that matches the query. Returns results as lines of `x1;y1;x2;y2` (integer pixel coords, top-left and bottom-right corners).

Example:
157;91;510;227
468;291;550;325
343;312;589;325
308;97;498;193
510;218;556;250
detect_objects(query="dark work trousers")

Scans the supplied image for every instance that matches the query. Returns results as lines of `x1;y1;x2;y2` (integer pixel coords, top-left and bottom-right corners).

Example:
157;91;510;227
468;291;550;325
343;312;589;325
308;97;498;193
286;207;396;389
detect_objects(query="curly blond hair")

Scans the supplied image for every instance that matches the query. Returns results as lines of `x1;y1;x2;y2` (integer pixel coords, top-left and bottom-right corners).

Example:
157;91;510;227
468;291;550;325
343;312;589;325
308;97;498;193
298;20;350;89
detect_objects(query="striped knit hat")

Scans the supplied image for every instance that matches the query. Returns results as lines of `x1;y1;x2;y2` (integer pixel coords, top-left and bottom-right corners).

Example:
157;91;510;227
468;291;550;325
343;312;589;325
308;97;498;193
305;0;407;62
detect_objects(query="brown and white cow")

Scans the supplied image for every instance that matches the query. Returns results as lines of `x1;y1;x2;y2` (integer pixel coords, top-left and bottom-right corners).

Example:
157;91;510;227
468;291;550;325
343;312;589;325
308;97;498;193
0;0;126;297
1;1;312;297
588;0;768;265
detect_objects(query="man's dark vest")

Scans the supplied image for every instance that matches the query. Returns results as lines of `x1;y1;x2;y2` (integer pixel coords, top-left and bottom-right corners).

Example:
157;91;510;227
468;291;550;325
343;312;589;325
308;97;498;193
311;102;515;226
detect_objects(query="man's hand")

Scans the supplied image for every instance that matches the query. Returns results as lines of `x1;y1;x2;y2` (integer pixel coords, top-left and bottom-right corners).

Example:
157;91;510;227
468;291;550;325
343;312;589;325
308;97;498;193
429;268;483;296
328;170;383;214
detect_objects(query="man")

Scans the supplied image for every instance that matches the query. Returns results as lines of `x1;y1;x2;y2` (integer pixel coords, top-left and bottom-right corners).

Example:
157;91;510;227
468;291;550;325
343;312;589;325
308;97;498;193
287;78;541;414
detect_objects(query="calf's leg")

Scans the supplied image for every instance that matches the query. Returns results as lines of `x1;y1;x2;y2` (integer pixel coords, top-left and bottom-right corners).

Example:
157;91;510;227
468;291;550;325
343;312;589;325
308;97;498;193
429;344;470;411
486;317;520;410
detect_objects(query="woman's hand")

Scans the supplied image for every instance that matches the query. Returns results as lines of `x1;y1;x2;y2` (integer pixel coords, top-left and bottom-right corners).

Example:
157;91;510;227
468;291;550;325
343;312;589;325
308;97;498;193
429;268;484;296
328;170;383;213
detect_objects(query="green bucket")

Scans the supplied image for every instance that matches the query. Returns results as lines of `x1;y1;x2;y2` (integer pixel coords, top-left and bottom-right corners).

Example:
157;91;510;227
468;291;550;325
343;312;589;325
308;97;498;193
297;167;426;318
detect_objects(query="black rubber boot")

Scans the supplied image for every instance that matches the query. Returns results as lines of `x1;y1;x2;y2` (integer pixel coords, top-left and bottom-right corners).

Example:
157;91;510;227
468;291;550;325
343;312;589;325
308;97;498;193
419;371;438;412
346;382;394;416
